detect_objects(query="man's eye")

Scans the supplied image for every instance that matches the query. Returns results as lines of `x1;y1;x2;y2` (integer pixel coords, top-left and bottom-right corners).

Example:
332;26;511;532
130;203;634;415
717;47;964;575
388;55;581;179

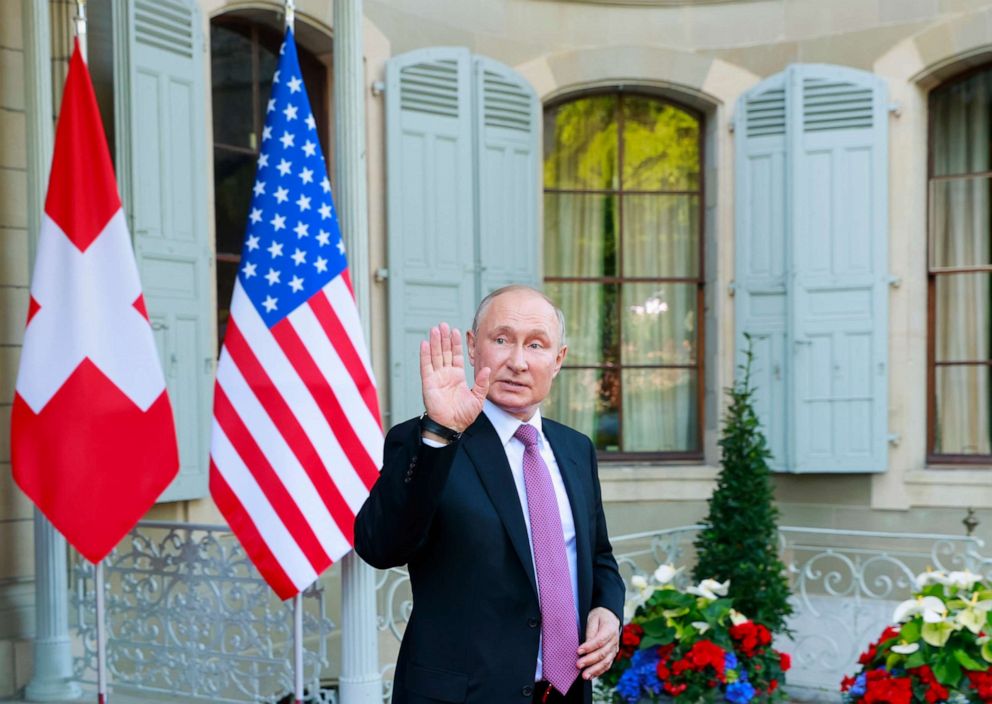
495;337;506;344
529;342;543;349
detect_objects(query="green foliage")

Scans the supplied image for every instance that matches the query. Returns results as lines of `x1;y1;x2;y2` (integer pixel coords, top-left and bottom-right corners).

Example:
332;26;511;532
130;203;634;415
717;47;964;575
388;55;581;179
693;335;793;633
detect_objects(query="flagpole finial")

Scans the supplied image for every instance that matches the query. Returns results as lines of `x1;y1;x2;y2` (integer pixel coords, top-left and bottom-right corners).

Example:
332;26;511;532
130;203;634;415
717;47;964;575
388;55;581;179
74;0;88;61
285;0;295;31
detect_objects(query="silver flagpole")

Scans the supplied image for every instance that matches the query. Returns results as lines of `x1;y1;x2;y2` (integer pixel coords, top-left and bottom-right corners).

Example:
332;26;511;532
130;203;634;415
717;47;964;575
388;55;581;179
281;1;303;696
294;593;304;704
95;560;108;704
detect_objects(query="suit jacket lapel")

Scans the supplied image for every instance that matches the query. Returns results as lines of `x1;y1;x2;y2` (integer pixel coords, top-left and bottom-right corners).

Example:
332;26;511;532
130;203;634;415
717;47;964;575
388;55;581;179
543;420;593;616
462;414;538;598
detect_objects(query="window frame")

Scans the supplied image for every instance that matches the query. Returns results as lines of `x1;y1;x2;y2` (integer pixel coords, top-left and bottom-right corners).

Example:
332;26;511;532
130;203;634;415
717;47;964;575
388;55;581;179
210;13;330;349
926;63;992;465
542;89;706;462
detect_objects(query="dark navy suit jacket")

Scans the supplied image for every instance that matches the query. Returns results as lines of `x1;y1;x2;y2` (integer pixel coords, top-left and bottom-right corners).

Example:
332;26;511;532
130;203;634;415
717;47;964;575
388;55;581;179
355;413;625;704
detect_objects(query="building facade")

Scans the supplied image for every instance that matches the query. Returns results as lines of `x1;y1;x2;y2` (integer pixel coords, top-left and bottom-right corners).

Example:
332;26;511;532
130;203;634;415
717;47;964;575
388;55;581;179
3;0;992;695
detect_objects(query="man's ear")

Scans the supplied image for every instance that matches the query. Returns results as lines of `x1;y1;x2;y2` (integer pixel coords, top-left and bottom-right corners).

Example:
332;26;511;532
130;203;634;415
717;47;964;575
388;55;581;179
466;329;477;366
552;344;567;378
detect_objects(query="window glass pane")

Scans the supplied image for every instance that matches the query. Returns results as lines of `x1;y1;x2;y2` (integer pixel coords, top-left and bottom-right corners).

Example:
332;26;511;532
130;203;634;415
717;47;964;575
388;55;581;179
543;96;618;190
935;273;992;363
622;369;697;452
545;369;620;451
622;97;700;191
622;194;699;277
931;70;992;177
211;24;255;149
622;283;697;365
544;194;618;277
545;282;619;366
216;259;239;351
934;365;992;455
214;148;257;255
931;177;992;268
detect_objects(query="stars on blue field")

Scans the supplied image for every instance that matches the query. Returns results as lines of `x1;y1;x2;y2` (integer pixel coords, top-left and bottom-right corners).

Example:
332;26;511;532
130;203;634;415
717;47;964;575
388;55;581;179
238;28;347;328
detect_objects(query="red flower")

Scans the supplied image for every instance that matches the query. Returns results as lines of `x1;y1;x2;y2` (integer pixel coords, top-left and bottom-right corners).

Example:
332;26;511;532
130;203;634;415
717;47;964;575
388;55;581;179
862;670;912;704
778;651;791;672
663;681;687;696
684;640;727;680
618;623;643;660
909;665;948;704
769;679;778;692
729;621;773;657
841;674;856;692
968;670;992;701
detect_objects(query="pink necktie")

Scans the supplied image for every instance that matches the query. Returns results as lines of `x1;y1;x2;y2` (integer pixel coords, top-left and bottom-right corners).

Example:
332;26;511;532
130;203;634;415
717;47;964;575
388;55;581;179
514;424;578;695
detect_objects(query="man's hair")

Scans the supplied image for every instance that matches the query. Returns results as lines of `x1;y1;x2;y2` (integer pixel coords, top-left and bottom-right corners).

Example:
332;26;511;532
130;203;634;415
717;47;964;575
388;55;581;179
471;285;567;348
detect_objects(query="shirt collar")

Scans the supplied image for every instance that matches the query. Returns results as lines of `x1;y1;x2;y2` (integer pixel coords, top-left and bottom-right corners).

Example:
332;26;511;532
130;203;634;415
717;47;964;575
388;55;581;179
483;399;543;448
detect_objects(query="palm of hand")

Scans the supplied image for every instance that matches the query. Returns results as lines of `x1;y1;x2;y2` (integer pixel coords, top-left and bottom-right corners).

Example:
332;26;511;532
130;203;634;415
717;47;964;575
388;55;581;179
420;324;490;433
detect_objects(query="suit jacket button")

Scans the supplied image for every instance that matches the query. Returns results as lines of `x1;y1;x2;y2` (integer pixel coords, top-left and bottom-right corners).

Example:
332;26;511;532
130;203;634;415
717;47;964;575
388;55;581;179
522;685;534;697
528;617;539;628
403;477;412;484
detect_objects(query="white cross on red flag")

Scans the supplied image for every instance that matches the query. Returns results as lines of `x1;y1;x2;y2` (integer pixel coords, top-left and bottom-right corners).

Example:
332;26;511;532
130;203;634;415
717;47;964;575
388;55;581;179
10;40;179;563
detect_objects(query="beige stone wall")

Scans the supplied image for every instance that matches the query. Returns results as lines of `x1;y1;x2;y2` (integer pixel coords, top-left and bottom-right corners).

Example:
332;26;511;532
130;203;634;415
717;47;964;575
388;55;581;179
0;3;35;696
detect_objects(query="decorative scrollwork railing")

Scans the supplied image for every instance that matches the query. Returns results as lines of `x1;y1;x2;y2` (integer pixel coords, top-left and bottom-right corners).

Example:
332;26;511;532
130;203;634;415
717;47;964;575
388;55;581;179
71;521;336;703
373;523;989;700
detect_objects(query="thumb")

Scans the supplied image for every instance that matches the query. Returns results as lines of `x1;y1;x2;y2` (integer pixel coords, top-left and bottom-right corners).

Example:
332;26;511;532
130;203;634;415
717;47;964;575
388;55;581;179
472;366;491;400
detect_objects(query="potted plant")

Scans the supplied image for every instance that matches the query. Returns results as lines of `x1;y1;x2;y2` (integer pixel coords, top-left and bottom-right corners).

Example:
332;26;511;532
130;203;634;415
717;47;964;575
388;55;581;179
599;565;791;703
841;568;992;703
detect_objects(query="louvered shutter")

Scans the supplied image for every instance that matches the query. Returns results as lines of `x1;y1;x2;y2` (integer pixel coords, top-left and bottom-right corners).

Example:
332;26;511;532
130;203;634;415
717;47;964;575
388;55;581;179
473;56;540;295
735;64;889;473
124;0;213;499
386;48;476;425
734;76;789;471
788;66;889;473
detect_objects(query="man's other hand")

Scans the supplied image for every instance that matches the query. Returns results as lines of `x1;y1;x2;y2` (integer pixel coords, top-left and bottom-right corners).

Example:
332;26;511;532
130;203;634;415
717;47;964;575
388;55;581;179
420;322;490;433
577;606;621;680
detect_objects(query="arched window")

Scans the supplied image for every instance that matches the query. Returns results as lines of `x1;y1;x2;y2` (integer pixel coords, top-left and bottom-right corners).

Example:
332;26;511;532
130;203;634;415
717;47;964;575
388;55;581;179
543;93;704;459
929;67;992;462
210;12;330;346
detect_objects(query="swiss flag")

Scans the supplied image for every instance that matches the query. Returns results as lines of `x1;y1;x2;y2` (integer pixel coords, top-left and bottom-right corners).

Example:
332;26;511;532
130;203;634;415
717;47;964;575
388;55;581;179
10;40;179;563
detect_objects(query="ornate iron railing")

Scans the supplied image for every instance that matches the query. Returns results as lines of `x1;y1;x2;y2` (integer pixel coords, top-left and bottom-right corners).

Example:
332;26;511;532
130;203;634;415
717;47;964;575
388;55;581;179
375;524;990;701
70;521;336;704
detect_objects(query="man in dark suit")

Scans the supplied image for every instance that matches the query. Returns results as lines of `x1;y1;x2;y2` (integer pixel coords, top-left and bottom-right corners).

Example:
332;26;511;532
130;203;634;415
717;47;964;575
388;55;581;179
355;285;624;704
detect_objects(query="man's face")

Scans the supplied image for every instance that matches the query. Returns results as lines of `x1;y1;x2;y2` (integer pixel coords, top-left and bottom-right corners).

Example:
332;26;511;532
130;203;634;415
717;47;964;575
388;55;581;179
467;289;567;421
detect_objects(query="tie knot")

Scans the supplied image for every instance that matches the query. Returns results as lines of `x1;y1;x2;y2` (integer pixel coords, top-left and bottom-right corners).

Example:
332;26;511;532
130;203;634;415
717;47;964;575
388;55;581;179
514;423;539;448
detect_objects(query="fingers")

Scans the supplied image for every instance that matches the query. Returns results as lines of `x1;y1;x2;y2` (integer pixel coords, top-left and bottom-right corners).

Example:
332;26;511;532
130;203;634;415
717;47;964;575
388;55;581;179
472;366;491;400
429;326;444;371
419;340;432;379
440;322;453;366
450;328;465;368
577;625;619;679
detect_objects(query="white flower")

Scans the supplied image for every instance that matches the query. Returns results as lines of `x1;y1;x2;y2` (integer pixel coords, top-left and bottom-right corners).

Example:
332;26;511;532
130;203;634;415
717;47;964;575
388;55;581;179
631;575;649;592
729;609;749;626
894;595;948;624
915;569;951;590
653;564;683;586
691;621;711;634
891;642;920;654
688;579;730;601
948;570;983;591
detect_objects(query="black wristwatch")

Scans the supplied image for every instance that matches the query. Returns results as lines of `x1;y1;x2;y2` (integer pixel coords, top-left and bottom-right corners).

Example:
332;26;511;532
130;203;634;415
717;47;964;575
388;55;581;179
419;413;463;442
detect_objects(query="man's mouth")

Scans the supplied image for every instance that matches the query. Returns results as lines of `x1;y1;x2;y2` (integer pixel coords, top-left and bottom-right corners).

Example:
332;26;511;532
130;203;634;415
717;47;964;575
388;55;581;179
498;379;528;389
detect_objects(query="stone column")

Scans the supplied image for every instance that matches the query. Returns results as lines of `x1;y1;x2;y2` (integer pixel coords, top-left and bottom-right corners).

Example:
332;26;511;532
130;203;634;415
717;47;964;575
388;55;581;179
22;1;82;700
333;0;382;702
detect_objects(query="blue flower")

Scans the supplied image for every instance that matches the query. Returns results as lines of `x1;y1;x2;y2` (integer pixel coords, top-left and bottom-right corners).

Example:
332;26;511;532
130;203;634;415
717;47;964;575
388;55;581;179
725;680;756;703
631;648;659;669
850;673;866;697
724;652;739;671
615;667;642;703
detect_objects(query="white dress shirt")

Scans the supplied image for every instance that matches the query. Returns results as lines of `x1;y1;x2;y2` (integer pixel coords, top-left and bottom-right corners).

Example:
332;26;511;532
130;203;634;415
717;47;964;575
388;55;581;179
480;400;580;680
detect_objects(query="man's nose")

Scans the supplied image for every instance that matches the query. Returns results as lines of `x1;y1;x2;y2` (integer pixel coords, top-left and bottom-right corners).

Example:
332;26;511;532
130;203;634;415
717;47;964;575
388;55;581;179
507;344;528;371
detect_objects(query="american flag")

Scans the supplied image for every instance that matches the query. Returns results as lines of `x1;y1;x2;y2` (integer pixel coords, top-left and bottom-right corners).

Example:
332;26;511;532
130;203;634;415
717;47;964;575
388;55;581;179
209;28;383;600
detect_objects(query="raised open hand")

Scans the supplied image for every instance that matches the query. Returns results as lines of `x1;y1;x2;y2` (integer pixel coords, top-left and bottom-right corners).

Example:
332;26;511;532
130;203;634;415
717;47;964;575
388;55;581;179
420;323;490;433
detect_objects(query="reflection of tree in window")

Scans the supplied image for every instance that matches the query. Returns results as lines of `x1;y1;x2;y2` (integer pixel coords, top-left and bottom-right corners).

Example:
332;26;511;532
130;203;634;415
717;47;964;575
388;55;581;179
543;93;703;459
210;14;329;349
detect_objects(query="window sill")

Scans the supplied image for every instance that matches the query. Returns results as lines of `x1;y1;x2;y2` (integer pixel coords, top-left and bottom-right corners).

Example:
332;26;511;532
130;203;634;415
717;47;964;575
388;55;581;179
906;468;992;486
599;464;719;502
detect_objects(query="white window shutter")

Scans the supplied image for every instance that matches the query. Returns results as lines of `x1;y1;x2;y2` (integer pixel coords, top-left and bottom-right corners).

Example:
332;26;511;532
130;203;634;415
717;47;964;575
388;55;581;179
473;56;540;295
735;64;889;473
385;48;476;425
123;0;213;500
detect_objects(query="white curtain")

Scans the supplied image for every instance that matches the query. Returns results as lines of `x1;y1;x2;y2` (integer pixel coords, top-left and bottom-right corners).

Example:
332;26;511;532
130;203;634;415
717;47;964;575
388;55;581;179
931;73;992;454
